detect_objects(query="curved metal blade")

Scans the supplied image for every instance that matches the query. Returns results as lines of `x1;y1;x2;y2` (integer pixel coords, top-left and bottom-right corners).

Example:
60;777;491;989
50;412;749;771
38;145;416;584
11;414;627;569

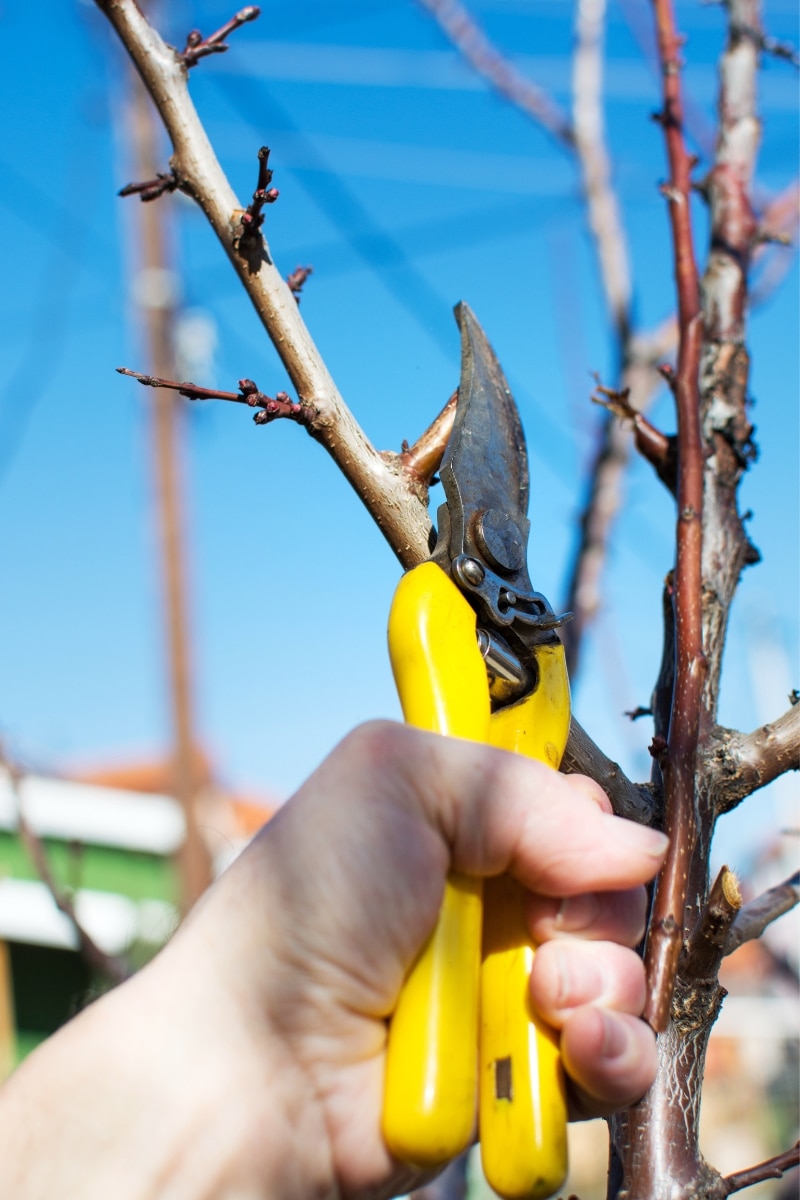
433;302;531;581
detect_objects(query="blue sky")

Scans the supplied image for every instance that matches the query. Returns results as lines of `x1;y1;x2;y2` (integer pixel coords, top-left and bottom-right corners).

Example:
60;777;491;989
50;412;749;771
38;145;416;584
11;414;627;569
0;0;797;872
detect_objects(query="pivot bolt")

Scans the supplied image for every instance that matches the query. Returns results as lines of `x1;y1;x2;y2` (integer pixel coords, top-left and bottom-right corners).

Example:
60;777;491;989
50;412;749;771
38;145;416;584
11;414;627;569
461;557;485;586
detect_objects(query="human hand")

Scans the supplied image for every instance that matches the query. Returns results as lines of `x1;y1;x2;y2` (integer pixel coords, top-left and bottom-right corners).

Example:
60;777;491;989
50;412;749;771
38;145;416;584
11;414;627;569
162;721;667;1198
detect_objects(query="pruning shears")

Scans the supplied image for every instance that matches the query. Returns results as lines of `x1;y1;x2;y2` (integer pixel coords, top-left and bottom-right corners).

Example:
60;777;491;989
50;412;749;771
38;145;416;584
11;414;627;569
382;304;572;1200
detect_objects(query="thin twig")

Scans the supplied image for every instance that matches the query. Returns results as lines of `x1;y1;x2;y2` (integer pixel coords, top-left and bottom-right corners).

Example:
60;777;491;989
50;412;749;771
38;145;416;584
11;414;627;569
720;1143;800;1196
560;320;676;675
0;749;129;986
725;871;800;955
118;170;180;202
643;0;706;1035
591;378;677;491
116;367;307;425
182;6;261;68
728;20;799;67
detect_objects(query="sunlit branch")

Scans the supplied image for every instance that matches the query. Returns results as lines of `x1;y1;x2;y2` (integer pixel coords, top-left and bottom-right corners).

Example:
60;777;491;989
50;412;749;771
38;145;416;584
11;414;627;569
725;871;800;955
643;0;706;1035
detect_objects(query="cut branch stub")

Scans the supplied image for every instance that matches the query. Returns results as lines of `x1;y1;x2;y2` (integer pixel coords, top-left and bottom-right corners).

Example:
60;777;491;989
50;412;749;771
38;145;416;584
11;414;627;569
683;865;742;980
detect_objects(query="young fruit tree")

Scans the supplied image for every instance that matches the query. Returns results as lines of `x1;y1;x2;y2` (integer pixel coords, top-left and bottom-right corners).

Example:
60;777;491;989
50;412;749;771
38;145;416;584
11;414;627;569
90;0;798;1196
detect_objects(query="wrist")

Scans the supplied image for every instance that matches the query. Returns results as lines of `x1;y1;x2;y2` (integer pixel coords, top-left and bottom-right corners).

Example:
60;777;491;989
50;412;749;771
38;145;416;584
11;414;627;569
0;926;333;1200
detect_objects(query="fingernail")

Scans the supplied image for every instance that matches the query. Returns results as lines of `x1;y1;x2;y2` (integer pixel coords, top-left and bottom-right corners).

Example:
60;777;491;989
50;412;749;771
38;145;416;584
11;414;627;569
614;822;669;860
555;893;600;932
600;1011;628;1060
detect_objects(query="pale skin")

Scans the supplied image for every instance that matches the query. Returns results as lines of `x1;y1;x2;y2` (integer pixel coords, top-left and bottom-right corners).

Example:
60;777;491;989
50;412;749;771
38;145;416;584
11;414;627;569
0;722;668;1199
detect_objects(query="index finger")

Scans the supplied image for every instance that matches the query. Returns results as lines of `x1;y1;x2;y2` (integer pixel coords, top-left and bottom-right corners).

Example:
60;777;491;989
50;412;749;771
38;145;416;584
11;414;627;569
412;729;668;895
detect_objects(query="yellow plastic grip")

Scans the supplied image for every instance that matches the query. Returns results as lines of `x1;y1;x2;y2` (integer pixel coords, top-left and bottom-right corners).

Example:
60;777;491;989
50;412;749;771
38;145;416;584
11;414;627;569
480;643;572;1199
382;561;491;1166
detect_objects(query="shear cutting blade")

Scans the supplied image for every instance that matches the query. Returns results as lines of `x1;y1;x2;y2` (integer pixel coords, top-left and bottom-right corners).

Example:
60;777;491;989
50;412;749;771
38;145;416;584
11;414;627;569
433;302;531;587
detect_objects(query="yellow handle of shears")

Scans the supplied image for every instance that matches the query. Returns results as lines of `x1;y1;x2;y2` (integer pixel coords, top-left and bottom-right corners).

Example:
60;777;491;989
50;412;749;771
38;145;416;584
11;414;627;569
382;562;571;1198
382;561;490;1167
480;643;571;1199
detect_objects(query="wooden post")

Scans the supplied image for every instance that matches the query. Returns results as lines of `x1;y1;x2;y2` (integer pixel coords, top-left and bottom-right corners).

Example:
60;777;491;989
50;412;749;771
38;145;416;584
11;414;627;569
0;940;15;1080
125;79;212;912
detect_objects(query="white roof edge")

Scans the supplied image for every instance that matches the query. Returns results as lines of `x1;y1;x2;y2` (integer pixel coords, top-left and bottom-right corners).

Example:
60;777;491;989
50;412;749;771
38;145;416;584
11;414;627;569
0;768;186;855
0;878;178;954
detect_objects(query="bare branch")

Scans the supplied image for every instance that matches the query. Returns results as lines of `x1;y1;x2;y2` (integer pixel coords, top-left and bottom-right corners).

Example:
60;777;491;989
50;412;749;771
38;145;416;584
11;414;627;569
709;703;800;814
0;747;129;987
116;367;307;425
591;378;677;492
560;718;660;826
182;5;261;68
719;1143;800;1196
643;0;706;1035
398;390;458;497
416;0;575;149
560;319;676;675
725;871;800;955
95;0;433;569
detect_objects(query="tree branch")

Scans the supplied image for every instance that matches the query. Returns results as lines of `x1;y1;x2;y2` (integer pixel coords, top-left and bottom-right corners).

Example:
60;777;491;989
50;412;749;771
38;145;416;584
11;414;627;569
560;319;677;676
95;0;433;569
116;367;307;425
643;0;706;1035
398;390;457;498
591;378;677;492
719;1143;800;1196
0;748;129;987
725;871;800;955
181;5;261;68
94;0;656;810
709;703;800;814
560;718;661;826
